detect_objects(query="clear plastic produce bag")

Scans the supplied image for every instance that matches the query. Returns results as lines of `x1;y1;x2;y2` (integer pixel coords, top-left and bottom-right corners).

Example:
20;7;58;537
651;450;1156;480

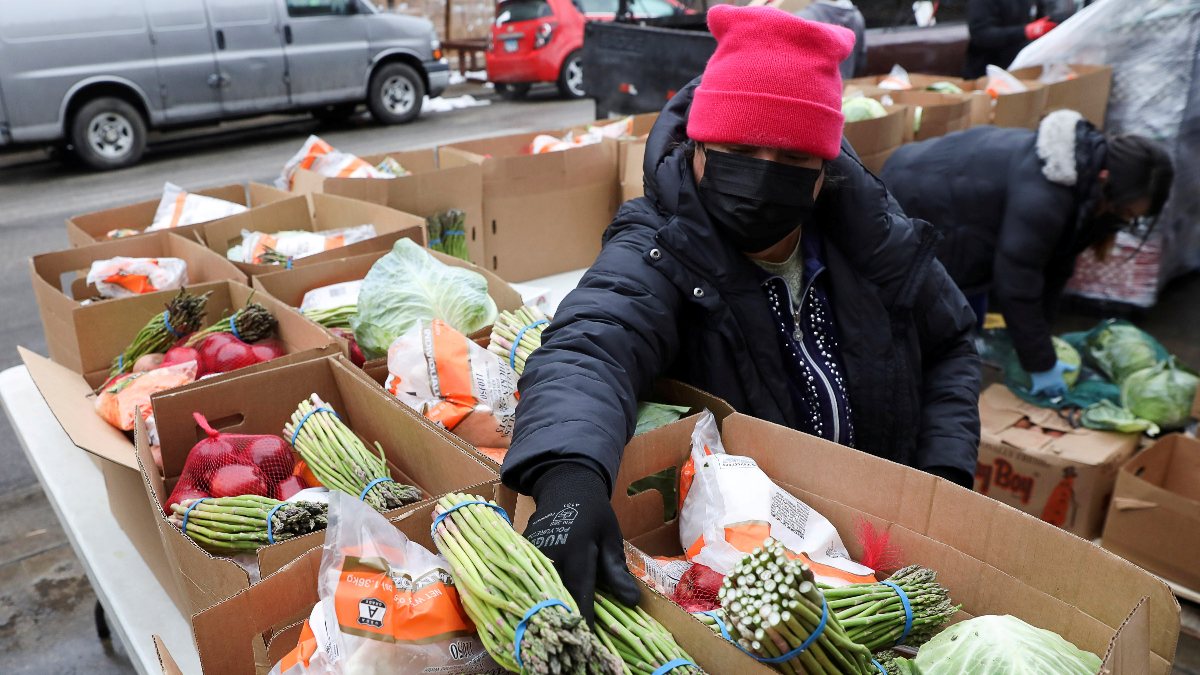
86;256;188;298
276;135;393;189
146;182;247;232
270;492;498;675
227;225;378;265
678;411;877;587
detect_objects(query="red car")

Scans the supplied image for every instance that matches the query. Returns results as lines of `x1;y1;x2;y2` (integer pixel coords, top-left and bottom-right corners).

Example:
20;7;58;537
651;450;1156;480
488;0;689;99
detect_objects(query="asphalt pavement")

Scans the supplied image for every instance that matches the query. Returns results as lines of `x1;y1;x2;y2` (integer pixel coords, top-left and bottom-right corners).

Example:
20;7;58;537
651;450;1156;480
0;88;594;494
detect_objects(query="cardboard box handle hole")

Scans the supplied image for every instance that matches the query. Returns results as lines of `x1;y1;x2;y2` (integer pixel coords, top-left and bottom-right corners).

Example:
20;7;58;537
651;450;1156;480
195;413;246;441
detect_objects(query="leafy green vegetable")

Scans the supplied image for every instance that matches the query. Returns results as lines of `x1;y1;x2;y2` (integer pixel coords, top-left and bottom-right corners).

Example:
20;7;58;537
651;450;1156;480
926;81;964;94
351;239;498;360
897;615;1102;675
1081;400;1160;436
634;402;692;436
1121;357;1198;431
1012;336;1081;389
1084;320;1161;384
843;96;889;122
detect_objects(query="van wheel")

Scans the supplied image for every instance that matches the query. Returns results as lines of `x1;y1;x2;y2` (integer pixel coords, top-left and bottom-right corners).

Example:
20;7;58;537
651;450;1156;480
368;62;425;125
69;97;146;170
557;51;585;99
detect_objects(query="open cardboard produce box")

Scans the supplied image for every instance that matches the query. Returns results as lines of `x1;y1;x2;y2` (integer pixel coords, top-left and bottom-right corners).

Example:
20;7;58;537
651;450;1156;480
439;128;619;282
1010;64;1113;129
66;183;290;247
252;246;525;359
843;104;907;174
21;279;338;470
868;90;972;142
198;193;426;276
1102;434;1200;595
847;73;1047;130
975;384;1139;540
290;147;486;265
136;355;499;620
612;113;660;203
494;412;1179;674
31;231;248;374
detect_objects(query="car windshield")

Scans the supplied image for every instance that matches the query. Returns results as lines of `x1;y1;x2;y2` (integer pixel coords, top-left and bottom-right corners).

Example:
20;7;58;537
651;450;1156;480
496;0;553;25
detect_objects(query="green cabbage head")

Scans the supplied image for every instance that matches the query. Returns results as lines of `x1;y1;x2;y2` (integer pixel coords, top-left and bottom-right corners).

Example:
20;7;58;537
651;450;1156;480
1012;336;1081;390
896;615;1102;675
1121;357;1199;431
1085;321;1160;384
351;239;498;359
843;96;888;122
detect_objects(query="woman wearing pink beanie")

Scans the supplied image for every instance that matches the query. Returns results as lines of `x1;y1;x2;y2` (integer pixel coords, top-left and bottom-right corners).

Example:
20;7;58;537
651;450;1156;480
503;5;981;621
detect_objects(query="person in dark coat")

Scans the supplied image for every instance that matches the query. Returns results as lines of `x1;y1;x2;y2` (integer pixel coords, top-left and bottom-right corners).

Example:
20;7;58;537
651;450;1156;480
501;5;981;622
881;110;1174;396
965;0;1063;78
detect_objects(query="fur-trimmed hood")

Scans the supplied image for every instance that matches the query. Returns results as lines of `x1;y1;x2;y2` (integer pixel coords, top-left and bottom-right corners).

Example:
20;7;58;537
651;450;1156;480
1037;110;1085;186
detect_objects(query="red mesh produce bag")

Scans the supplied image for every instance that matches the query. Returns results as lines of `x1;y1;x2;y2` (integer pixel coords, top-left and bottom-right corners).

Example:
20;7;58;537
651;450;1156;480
671;562;724;612
165;412;305;509
195;333;285;376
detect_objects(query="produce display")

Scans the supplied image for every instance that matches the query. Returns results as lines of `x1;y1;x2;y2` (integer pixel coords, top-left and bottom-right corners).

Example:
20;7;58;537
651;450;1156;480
186;300;277;346
1084;320;1161;384
351;238;498;359
284;394;421;511
426;209;471;261
300;280;361;329
226;225;379;266
86;256;188;299
105;181;247;239
169;495;327;554
592;591;701;675
430;493;623;674
276;135;407;189
487;306;550;375
110;289;210;376
95;361;198;431
819;566;957;652
892;615;1101;674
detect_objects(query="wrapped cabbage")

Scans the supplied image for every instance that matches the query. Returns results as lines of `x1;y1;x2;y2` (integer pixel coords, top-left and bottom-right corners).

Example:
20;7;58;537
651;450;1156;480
843;96;888;122
1080;400;1160;436
351;239;498;360
896;615;1101;675
1084;320;1160;384
1120;357;1198;431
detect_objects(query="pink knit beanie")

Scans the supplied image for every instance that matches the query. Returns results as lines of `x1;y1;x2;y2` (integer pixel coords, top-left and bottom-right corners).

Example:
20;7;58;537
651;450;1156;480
687;5;855;161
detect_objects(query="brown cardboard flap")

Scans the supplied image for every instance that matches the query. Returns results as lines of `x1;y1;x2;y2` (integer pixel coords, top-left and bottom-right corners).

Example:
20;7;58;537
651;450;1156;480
1113;497;1158;511
21;347;142;469
154;635;184;675
843;105;907;156
1101;597;1150;675
1010;64;1113;128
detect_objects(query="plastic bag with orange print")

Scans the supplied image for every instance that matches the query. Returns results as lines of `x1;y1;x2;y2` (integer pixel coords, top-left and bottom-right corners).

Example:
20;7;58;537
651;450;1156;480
677;411;877;589
270;492;500;675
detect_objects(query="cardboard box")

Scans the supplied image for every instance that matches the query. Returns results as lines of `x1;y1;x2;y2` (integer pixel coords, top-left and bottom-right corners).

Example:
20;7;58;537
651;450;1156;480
252;247;525;357
975;385;1139;540
31;231;248;373
290;147;487;265
614;113;658;204
1010;64;1114;129
553;412;1176;673
961;77;1049;129
844;104;907;174
870;90;972;142
1102;434;1200;593
21;279;338;469
66;183;290;247
136;355;499;620
198;193;427;277
439;130;619;282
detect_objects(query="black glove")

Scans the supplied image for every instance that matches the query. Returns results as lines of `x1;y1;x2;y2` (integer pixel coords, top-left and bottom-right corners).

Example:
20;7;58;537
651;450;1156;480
927;465;975;490
525;463;641;625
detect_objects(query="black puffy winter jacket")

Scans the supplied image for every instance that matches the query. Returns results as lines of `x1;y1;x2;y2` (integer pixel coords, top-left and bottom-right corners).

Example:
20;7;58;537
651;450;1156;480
501;81;981;495
881;110;1107;374
965;0;1046;78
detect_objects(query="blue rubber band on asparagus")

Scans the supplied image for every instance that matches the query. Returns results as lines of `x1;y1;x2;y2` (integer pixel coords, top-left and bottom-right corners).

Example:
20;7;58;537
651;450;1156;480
705;600;829;664
872;659;888;674
162;310;182;338
651;658;696;674
881;580;914;646
442;229;466;236
430;500;510;540
358;477;394;502
180;498;208;536
514;599;570;668
510;319;548;369
228;315;242;341
289;406;338;446
286;257;293;270
265;502;287;544
117;354;124;372
428;238;442;247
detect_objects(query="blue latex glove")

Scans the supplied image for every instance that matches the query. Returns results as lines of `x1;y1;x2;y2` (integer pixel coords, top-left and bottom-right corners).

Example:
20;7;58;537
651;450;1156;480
1029;360;1078;398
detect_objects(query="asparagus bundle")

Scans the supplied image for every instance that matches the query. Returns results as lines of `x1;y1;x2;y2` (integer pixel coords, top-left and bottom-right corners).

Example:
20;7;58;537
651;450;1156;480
430;493;622;675
426;209;470;261
303;304;356;329
258;246;293;267
110;289;210;376
283;395;421;511
718;539;877;674
594;591;703;675
187;299;277;346
820;566;957;652
169;495;327;554
488;306;550;374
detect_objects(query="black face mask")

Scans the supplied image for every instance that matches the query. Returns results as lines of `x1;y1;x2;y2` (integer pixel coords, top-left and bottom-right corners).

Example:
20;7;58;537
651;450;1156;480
697;148;822;253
